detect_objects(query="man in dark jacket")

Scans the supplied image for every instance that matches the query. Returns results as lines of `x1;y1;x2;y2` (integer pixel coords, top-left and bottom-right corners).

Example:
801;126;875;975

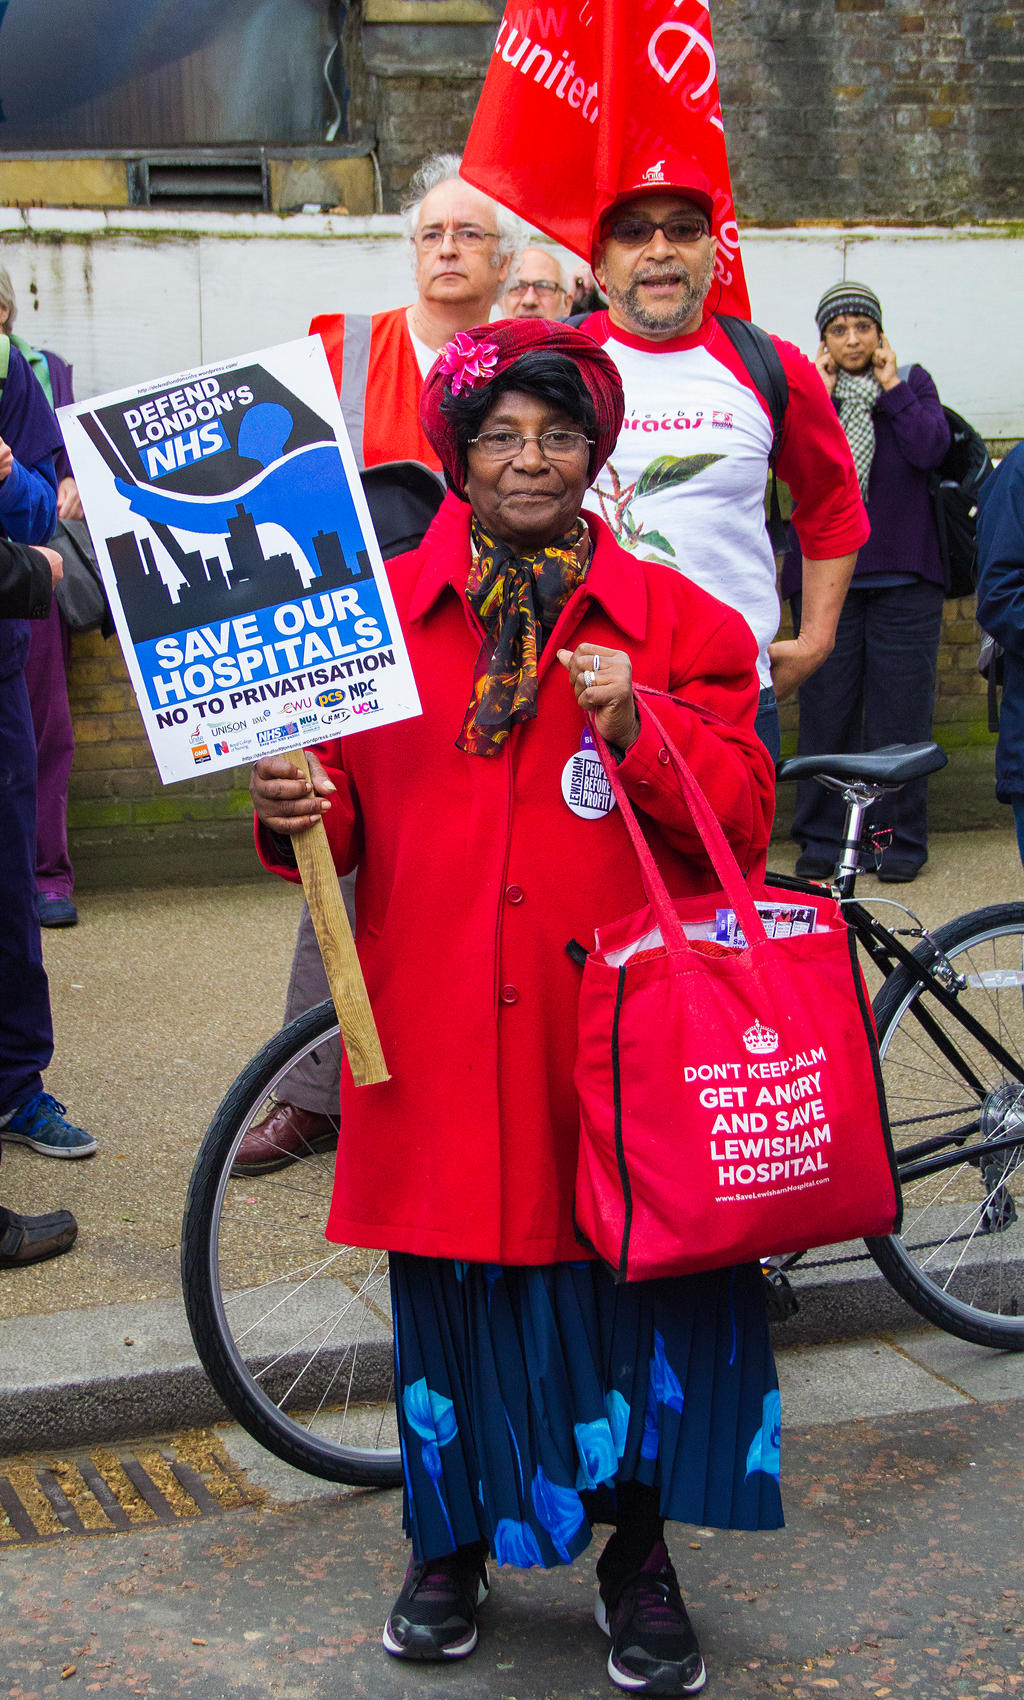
0;532;81;1266
976;441;1024;866
0;336;97;1253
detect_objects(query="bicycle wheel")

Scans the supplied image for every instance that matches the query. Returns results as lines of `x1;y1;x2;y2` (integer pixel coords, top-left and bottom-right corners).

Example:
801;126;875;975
181;999;402;1484
867;902;1024;1349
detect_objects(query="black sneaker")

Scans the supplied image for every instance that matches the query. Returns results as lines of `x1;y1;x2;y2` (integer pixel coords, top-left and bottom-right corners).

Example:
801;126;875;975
794;852;836;881
596;1539;706;1694
382;1548;488;1661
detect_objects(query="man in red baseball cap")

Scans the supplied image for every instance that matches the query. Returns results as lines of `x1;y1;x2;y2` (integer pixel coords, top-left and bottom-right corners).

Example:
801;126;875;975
578;154;868;760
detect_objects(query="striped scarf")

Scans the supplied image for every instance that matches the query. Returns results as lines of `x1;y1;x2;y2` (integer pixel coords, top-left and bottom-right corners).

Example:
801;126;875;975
833;367;881;498
457;518;589;756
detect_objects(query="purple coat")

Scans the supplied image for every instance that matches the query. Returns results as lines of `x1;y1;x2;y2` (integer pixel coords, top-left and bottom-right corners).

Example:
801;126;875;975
781;363;950;597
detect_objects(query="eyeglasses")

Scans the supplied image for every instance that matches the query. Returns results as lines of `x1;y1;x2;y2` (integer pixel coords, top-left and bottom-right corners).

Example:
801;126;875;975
468;429;594;462
506;279;563;298
415;225;498;250
604;215;710;248
825;318;878;339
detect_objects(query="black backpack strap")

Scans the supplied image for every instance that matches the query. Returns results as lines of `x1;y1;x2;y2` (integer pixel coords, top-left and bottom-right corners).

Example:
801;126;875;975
714;315;790;550
714;314;789;467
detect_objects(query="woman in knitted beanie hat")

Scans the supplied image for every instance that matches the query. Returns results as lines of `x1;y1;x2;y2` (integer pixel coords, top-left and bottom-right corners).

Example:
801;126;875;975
780;283;951;881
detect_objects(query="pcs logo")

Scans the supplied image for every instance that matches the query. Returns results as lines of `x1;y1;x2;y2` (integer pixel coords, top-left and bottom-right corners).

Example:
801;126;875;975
316;689;346;708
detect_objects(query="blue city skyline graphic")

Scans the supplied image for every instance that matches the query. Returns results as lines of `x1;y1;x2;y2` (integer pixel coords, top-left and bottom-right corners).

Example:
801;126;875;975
91;385;375;648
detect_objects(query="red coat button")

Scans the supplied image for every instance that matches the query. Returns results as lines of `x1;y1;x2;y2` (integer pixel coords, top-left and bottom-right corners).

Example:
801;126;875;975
505;885;524;904
657;747;671;764
500;985;519;1005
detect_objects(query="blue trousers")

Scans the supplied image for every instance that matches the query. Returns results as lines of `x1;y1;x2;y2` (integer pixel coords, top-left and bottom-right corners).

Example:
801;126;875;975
790;580;944;870
0;638;53;1116
754;686;780;765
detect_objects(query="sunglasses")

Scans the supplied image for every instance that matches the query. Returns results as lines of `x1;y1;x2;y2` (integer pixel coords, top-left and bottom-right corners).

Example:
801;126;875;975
604;215;711;248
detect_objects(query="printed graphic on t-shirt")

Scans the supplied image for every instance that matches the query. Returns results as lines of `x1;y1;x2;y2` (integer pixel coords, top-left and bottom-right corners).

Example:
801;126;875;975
592;450;725;563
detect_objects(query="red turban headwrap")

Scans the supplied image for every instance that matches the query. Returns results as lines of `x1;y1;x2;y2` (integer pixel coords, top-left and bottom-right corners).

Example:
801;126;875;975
419;318;625;498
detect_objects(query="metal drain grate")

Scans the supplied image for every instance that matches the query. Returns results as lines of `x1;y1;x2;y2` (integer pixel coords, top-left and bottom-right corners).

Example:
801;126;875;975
0;1430;261;1545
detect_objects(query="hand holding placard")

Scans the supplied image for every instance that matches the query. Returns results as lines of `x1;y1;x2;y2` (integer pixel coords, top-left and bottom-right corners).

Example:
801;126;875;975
251;747;389;1087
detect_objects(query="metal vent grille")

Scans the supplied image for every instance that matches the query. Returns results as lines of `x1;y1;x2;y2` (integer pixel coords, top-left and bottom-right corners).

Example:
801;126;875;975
133;154;269;212
0;1431;260;1545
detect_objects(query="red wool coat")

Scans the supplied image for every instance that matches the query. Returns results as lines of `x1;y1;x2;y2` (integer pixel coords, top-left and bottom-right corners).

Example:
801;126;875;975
259;494;776;1264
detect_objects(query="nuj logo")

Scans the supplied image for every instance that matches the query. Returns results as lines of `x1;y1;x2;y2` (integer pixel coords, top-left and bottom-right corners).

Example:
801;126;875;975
641;160;667;184
743;1020;779;1056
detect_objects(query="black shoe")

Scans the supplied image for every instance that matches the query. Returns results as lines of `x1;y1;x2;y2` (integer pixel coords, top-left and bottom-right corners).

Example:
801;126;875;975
0;1206;77;1267
877;859;922;884
596;1539;706;1694
794;852;836;881
382;1548;488;1661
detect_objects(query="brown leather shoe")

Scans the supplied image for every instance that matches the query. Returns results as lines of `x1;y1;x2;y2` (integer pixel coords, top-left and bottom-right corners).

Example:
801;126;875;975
230;1101;339;1176
0;1206;77;1267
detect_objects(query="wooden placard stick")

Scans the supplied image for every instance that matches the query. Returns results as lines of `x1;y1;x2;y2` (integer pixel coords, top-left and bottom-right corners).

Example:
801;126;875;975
289;748;390;1087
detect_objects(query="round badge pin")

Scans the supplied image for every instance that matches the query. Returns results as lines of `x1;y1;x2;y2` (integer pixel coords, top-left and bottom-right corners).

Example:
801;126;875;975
561;729;616;820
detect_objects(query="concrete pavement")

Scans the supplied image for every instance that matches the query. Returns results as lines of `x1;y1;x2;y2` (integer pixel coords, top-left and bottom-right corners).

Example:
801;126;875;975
1;1398;1022;1697
2;826;1024;1699
2;826;1024;1447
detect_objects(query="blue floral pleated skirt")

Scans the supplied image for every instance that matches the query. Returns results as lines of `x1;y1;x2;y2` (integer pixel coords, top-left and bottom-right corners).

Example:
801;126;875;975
390;1254;782;1569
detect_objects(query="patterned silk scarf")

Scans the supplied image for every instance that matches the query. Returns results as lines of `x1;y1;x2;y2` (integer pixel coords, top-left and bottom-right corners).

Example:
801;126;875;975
834;367;882;498
458;517;589;756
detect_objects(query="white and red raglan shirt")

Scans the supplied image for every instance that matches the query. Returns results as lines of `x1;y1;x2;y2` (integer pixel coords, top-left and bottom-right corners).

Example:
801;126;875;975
579;312;869;685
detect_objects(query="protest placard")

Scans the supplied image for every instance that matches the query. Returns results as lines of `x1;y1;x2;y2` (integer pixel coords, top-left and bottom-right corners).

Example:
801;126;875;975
59;336;421;785
60;337;422;1082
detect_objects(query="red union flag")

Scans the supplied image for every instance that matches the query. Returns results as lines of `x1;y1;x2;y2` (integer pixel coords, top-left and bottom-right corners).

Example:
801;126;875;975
462;0;750;318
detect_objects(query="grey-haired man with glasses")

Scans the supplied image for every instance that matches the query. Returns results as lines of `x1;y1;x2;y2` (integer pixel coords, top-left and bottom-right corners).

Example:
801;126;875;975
232;152;518;1176
501;247;572;321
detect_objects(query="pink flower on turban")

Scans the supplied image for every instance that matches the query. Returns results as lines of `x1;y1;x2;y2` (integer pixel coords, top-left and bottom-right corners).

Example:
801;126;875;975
437;331;500;396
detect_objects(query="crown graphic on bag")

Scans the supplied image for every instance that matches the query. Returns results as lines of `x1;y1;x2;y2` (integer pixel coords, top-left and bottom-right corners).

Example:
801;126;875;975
742;1020;779;1055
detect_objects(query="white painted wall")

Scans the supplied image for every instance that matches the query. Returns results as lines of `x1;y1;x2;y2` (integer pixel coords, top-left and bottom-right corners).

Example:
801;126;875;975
2;208;1021;438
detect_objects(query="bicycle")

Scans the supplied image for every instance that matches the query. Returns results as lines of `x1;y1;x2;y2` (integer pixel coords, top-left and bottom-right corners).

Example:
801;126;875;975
180;739;1024;1490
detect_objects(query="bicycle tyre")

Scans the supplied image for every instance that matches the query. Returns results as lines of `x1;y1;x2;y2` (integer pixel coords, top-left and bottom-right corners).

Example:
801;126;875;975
866;902;1024;1350
181;999;402;1485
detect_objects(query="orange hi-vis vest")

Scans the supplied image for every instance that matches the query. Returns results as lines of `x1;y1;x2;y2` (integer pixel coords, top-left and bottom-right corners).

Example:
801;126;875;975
309;305;442;474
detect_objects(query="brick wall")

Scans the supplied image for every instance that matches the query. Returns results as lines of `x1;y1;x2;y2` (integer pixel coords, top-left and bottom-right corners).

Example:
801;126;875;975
363;0;1024;223
374;75;490;206
67;631;255;888
63;579;1006;889
773;591;1004;842
714;0;1024;225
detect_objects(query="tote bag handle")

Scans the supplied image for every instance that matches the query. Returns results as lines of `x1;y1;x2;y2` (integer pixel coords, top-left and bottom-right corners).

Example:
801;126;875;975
589;686;771;957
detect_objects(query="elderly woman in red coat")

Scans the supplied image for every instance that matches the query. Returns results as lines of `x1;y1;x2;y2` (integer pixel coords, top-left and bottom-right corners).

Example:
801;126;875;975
252;319;777;1698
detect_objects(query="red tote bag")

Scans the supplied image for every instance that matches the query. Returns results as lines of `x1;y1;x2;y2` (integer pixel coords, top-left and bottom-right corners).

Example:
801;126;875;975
573;692;900;1283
